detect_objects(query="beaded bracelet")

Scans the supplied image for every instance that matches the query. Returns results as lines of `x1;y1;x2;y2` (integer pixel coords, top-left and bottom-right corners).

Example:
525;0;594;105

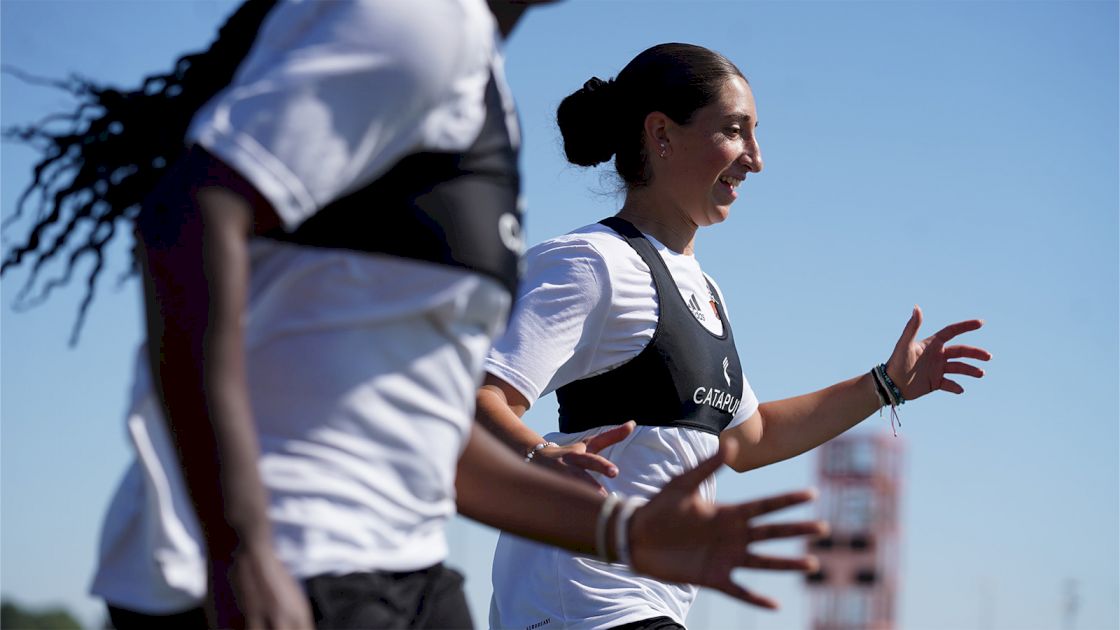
524;441;559;463
876;363;905;406
870;369;890;407
871;363;904;437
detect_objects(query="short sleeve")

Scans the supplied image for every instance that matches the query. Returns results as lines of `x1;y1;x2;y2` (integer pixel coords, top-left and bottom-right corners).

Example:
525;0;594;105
186;0;500;229
485;238;616;404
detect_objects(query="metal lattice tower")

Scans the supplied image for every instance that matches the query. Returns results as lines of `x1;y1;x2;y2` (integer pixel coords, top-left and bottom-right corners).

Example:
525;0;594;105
805;433;904;630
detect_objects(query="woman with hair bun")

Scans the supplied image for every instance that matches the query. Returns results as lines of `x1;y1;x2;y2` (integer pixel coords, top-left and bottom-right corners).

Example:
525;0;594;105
480;42;991;629
4;5;835;628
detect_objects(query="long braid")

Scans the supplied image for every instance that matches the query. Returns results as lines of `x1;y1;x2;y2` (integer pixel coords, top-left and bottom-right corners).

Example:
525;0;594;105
1;0;277;345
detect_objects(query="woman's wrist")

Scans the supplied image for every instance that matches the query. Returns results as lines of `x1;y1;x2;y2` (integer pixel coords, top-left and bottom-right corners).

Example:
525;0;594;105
868;370;889;408
524;440;559;462
870;364;905;436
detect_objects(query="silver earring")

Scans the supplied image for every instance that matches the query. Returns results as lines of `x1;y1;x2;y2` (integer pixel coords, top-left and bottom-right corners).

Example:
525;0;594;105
658;143;668;158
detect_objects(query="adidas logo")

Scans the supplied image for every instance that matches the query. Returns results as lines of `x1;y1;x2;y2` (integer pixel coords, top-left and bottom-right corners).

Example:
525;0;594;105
688;293;706;321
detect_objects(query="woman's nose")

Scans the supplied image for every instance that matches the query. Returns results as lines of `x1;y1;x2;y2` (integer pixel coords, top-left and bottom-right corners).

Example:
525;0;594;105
740;140;763;173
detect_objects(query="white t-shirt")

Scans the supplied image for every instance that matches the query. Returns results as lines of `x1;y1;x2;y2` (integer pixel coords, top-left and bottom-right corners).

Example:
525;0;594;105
188;0;518;229
91;0;514;614
487;223;759;629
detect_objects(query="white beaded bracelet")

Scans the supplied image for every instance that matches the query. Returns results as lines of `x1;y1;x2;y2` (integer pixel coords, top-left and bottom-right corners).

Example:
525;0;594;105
595;494;621;562
524;441;559;463
613;496;647;567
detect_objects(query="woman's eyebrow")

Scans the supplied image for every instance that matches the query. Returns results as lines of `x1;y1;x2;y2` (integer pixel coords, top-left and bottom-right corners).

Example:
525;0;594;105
724;112;755;124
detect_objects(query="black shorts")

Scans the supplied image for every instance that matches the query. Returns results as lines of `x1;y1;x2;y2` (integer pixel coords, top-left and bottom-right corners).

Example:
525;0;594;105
611;617;686;630
107;563;473;630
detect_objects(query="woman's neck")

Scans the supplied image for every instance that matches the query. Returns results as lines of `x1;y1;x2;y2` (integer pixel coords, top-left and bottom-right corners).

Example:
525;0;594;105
617;189;698;255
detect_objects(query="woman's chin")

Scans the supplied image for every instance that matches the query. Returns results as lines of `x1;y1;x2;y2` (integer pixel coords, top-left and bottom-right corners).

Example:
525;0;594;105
701;205;732;227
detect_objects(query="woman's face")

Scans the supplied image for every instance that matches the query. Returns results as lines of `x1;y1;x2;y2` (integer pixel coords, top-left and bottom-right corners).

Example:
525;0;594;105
659;75;762;227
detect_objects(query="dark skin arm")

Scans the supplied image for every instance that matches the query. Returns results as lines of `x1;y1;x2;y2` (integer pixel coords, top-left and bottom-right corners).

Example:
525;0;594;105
457;423;827;609
137;147;312;629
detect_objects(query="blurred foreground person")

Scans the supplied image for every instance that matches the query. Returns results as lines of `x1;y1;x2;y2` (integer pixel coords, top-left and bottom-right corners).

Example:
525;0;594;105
2;3;826;628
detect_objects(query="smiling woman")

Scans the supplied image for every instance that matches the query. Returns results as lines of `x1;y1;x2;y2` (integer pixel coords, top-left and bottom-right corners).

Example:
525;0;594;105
0;8;835;630
650;73;761;228
478;42;991;629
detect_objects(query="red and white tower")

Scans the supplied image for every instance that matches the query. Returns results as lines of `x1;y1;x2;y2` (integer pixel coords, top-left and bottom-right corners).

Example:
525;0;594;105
805;433;904;630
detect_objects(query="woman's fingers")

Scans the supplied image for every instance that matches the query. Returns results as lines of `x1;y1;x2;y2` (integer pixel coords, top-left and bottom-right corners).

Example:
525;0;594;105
894;306;923;351
658;439;737;498
940;377;964;394
537;456;606;492
715;579;780;610
944;361;985;378
748;520;829;542
945;344;992;361
932;318;984;343
742;552;820;572
561;451;619;477
585;421;636;453
728;488;817;520
569;470;608;495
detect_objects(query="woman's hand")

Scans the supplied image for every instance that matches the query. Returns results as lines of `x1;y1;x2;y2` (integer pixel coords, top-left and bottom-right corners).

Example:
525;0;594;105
209;544;314;629
885;306;991;400
628;440;827;610
477;375;635;493
531;421;636;494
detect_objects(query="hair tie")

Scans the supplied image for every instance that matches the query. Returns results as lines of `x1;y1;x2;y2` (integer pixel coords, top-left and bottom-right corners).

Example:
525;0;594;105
582;76;613;94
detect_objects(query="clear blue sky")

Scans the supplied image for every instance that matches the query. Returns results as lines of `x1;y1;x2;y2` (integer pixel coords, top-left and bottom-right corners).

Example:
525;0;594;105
1;1;1116;629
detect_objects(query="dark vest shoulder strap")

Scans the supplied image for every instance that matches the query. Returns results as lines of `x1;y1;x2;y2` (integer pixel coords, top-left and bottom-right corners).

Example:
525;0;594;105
598;217;678;309
557;216;744;436
598;216;641;238
263;74;522;294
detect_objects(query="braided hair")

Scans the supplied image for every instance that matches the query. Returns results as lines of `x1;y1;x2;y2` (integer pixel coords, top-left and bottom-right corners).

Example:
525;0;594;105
1;0;277;344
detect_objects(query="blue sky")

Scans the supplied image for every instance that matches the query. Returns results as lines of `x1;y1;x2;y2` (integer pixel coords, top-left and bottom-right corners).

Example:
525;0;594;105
1;1;1116;629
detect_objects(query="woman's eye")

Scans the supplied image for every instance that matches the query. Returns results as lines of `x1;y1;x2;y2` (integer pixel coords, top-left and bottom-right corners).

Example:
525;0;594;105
726;127;741;137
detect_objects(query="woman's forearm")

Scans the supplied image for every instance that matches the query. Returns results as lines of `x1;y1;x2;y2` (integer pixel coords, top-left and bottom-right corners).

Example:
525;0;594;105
724;372;881;472
475;375;545;455
456;422;604;556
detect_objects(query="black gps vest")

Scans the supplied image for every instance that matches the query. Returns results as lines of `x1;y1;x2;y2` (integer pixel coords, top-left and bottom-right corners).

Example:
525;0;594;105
556;217;744;436
265;72;522;295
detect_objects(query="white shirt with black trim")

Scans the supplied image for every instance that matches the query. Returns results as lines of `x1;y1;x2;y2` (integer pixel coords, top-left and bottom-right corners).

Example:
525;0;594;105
487;222;760;629
91;0;513;614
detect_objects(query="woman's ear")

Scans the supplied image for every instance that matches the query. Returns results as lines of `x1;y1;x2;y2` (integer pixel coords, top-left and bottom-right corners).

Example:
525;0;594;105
644;111;672;158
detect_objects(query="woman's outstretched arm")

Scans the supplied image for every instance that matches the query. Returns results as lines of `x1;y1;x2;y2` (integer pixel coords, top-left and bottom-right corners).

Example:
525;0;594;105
722;306;991;472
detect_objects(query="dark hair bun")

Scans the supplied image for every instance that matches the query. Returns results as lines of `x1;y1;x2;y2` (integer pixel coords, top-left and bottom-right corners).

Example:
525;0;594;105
556;76;618;167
